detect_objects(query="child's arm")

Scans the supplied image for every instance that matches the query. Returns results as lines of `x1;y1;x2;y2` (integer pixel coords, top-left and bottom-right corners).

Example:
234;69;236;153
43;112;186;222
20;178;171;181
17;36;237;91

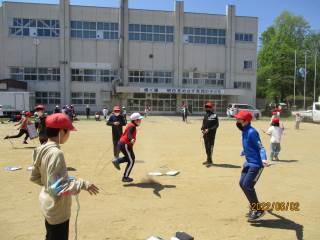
14;119;22;127
30;150;44;186
47;152;92;197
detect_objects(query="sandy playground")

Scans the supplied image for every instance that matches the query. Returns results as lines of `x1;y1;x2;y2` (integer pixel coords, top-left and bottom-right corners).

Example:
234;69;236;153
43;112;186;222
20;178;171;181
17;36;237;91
0;116;319;240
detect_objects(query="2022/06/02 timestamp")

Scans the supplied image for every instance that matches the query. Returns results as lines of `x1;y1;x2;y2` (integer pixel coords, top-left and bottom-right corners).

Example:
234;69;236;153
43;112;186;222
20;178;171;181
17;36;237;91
251;202;300;211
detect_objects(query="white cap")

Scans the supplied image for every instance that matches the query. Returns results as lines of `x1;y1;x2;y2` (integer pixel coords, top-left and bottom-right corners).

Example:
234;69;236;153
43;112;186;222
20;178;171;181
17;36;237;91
130;112;143;121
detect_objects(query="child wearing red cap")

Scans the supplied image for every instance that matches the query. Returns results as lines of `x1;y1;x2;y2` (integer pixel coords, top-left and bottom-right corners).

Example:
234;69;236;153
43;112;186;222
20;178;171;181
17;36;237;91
34;105;48;144
266;118;284;161
30;113;99;240
107;106;127;159
201;101;219;165
4;111;32;144
234;110;269;221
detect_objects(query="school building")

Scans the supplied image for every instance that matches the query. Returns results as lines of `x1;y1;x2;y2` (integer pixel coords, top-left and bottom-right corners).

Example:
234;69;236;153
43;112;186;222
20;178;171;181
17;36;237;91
0;0;258;114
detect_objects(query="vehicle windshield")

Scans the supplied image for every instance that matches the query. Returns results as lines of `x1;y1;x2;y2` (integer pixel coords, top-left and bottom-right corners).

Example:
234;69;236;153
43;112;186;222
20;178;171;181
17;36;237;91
236;105;249;109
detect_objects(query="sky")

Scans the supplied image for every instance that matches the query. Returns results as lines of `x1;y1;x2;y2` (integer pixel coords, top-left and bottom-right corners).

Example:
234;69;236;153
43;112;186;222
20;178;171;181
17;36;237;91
1;0;320;44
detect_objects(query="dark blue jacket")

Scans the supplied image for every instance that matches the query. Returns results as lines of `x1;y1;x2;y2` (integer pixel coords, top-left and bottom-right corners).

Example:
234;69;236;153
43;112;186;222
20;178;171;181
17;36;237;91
242;123;267;167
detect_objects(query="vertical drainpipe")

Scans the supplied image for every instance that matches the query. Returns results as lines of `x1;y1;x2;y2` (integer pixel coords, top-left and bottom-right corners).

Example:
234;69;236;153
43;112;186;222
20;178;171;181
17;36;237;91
59;0;71;105
119;0;128;105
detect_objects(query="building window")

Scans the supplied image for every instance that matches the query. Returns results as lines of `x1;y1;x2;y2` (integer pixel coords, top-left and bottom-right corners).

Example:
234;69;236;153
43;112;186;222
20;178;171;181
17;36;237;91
127;93;177;112
128;24;174;43
182;71;224;87
244;61;253;70
128;70;173;84
234;81;251;89
183;27;226;45
35;91;61;104
71;92;96;105
9;18;59;37
235;33;253;42
71;69;118;82
10;67;60;81
70;21;118;40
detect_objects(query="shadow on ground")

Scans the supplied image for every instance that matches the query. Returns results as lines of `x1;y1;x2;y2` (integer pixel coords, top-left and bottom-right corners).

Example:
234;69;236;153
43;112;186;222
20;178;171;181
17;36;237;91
67;167;77;171
250;211;303;240
206;163;241;169
123;179;176;198
272;159;299;163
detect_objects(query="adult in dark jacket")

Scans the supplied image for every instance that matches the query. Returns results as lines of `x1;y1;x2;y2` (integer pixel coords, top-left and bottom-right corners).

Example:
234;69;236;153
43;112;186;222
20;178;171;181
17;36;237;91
107;106;127;159
201;101;219;165
34;105;48;144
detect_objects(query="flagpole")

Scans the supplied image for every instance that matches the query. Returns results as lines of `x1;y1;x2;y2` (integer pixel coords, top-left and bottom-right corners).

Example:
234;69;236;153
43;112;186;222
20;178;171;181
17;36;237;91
304;51;307;110
314;51;317;102
294;50;296;107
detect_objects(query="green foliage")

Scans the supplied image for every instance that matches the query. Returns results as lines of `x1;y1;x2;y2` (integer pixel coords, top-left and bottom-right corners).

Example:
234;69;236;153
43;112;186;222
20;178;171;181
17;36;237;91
257;11;320;104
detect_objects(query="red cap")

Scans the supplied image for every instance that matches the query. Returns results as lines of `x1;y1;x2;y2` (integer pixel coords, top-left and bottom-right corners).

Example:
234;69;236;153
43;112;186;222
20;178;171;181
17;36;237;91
35;104;45;110
234;110;253;122
272;118;280;124
205;101;214;108
25;111;31;117
113;106;121;112
46;113;76;131
272;111;277;116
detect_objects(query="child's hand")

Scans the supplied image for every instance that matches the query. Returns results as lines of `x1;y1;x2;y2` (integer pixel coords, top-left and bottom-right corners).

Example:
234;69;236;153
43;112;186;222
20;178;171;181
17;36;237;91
87;184;99;195
114;122;120;126
131;139;136;145
262;160;270;167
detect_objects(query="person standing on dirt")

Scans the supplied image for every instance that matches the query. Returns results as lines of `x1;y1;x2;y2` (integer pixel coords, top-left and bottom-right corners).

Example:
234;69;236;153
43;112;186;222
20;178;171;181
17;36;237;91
86;105;90;119
4;111;32;144
54;105;61;114
234;110;269;222
201;101;219;166
0;104;4;124
107;106;127;159
34;105;48;145
181;103;188;123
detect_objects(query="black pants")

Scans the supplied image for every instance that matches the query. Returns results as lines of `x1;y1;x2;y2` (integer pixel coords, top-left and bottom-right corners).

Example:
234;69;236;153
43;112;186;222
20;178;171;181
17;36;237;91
203;131;216;162
112;137;120;158
8;129;29;142
116;142;135;178
45;219;69;240
239;166;263;209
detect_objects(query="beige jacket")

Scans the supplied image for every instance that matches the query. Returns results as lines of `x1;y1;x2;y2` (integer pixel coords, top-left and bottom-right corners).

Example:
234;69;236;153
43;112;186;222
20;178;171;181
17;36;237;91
30;142;89;225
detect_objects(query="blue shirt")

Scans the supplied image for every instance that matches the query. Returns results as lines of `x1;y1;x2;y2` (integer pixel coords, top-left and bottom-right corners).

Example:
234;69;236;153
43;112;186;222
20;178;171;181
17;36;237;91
242;123;267;167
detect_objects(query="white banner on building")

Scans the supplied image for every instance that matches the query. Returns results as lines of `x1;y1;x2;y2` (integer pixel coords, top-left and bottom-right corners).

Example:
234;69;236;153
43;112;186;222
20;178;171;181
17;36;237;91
139;87;225;95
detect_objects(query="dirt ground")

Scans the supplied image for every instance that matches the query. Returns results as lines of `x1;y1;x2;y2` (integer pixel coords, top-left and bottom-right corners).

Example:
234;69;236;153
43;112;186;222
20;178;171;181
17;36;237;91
0;116;319;240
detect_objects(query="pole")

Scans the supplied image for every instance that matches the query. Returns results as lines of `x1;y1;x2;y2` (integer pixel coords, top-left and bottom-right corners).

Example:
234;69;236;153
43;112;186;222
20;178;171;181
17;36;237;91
314;51;317;102
293;50;297;106
304;51;307;110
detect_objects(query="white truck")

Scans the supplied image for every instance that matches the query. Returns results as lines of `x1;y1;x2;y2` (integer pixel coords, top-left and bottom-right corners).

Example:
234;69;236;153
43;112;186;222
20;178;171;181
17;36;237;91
0;92;35;116
293;102;320;123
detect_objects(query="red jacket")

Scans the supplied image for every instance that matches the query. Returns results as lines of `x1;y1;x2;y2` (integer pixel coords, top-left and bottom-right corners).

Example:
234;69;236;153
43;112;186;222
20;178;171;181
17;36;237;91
120;122;137;145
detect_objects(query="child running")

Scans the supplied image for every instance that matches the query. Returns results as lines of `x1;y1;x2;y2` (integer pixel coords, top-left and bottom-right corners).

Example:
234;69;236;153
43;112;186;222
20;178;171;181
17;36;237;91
30;113;99;240
266;118;284;161
112;112;143;182
4;111;32;144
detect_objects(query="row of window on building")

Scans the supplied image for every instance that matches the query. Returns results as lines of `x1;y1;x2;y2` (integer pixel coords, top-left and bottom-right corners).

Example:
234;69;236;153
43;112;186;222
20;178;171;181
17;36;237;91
182;72;225;86
35;91;96;105
9;18;253;44
234;81;251;89
10;67;253;87
10;67;60;81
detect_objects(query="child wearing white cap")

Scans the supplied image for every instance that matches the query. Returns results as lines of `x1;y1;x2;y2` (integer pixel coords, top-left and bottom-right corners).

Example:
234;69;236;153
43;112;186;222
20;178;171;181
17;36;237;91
112;112;143;182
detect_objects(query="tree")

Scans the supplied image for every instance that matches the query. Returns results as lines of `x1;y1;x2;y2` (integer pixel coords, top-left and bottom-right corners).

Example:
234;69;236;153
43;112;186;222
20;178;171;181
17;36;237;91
257;11;320;106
